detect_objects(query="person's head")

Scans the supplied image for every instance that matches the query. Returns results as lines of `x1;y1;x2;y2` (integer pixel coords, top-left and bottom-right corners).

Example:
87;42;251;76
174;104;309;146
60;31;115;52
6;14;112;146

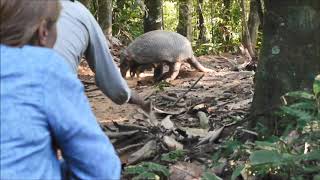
0;0;61;48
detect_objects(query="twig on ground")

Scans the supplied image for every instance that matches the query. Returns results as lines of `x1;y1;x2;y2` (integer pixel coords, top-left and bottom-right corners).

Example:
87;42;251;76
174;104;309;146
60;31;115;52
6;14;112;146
85;87;99;92
173;74;205;106
113;122;148;131
117;143;145;155
106;130;140;138
81;80;95;85
160;94;178;102
143;91;155;100
87;94;102;98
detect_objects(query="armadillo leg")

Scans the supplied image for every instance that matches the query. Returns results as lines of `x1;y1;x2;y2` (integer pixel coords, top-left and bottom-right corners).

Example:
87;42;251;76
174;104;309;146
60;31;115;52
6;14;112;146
166;62;181;81
187;56;215;73
153;64;163;81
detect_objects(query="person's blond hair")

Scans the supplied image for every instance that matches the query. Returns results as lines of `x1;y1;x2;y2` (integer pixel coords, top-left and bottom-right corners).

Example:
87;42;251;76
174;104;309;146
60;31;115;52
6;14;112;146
0;0;61;47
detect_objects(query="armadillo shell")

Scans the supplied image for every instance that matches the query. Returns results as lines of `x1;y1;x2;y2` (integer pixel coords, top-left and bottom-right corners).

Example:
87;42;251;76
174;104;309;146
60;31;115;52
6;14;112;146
126;30;194;64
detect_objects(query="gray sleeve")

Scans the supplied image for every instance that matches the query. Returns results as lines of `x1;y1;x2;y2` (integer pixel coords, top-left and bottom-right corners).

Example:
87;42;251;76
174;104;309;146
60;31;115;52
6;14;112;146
83;7;131;105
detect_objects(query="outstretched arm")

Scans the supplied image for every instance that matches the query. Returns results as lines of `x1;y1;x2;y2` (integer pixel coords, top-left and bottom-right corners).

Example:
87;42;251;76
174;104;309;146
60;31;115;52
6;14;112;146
82;4;150;111
83;5;131;105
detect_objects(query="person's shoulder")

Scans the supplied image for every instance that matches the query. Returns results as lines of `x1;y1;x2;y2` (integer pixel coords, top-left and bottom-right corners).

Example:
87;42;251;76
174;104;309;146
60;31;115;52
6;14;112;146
22;46;73;75
61;0;92;17
1;45;77;87
60;0;95;24
23;46;65;64
1;45;66;69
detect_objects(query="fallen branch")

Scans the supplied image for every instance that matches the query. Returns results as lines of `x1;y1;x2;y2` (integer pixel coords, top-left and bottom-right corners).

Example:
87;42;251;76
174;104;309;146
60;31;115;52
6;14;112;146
197;126;225;146
85;87;99;92
113;122;148;131
81;80;95;85
128;140;158;165
87;94;102;98
173;74;205;106
160;94;178;102
144;91;155;101
153;107;186;115
105;130;140;138
117;143;145;155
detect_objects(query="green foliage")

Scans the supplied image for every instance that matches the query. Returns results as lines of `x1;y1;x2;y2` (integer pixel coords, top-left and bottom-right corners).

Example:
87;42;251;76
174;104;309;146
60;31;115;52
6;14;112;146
198;0;242;54
112;0;144;44
202;171;223;180
247;150;320;177
124;162;170;180
111;0;246;55
235;75;320;179
154;81;171;92
194;43;223;56
161;150;186;162
314;75;320;96
279;76;320;132
87;0;258;55
163;1;178;32
231;165;245;180
206;75;320;179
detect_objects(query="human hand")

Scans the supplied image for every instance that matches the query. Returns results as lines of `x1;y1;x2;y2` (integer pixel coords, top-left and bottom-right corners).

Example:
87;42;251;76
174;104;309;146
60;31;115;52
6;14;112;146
128;91;152;113
140;100;152;114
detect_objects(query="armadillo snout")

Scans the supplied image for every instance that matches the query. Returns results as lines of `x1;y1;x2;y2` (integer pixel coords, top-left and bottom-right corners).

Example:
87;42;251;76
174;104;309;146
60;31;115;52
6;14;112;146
120;62;129;78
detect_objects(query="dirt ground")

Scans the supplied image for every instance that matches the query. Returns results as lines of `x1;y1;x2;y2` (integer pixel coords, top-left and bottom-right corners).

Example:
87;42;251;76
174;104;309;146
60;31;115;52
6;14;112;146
78;53;255;177
79;53;253;125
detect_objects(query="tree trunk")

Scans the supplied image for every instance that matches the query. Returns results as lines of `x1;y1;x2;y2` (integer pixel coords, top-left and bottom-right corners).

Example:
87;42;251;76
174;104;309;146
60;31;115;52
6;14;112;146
250;0;320;135
248;0;260;50
91;0;98;19
176;0;193;41
97;0;113;38
222;0;232;51
143;0;163;33
112;0;125;31
223;0;231;14
78;0;90;7
256;0;264;25
197;0;208;43
240;0;255;59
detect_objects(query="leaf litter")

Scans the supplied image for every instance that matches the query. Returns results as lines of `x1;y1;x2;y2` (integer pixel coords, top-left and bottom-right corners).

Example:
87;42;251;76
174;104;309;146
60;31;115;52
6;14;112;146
80;45;255;179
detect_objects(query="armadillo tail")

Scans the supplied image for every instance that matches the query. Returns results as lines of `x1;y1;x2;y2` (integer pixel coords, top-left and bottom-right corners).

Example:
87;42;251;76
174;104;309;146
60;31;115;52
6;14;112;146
187;56;214;72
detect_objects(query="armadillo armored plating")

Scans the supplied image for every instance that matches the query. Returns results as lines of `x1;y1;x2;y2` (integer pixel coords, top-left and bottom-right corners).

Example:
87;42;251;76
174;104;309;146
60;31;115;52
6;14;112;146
120;30;214;81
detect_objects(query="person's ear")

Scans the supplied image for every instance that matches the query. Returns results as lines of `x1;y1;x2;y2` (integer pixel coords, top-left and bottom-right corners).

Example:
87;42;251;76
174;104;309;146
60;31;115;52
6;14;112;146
37;20;49;47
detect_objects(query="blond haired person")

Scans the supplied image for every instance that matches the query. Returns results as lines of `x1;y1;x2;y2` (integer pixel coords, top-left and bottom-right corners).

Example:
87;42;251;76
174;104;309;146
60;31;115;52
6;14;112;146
0;0;121;179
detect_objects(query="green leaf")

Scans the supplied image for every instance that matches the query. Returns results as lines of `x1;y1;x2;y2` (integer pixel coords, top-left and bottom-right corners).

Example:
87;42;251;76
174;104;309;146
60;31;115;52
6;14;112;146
133;172;158;180
211;150;222;163
125;165;145;175
161;150;185;162
314;75;320;96
202;172;223;180
281;106;314;123
300;150;320;161
313;174;320;180
254;141;277;150
231;165;245;180
124;162;169;177
302;165;320;173
281;153;297;162
289;102;316;111
223;140;241;155
249;150;282;165
143;162;170;177
284;91;315;100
